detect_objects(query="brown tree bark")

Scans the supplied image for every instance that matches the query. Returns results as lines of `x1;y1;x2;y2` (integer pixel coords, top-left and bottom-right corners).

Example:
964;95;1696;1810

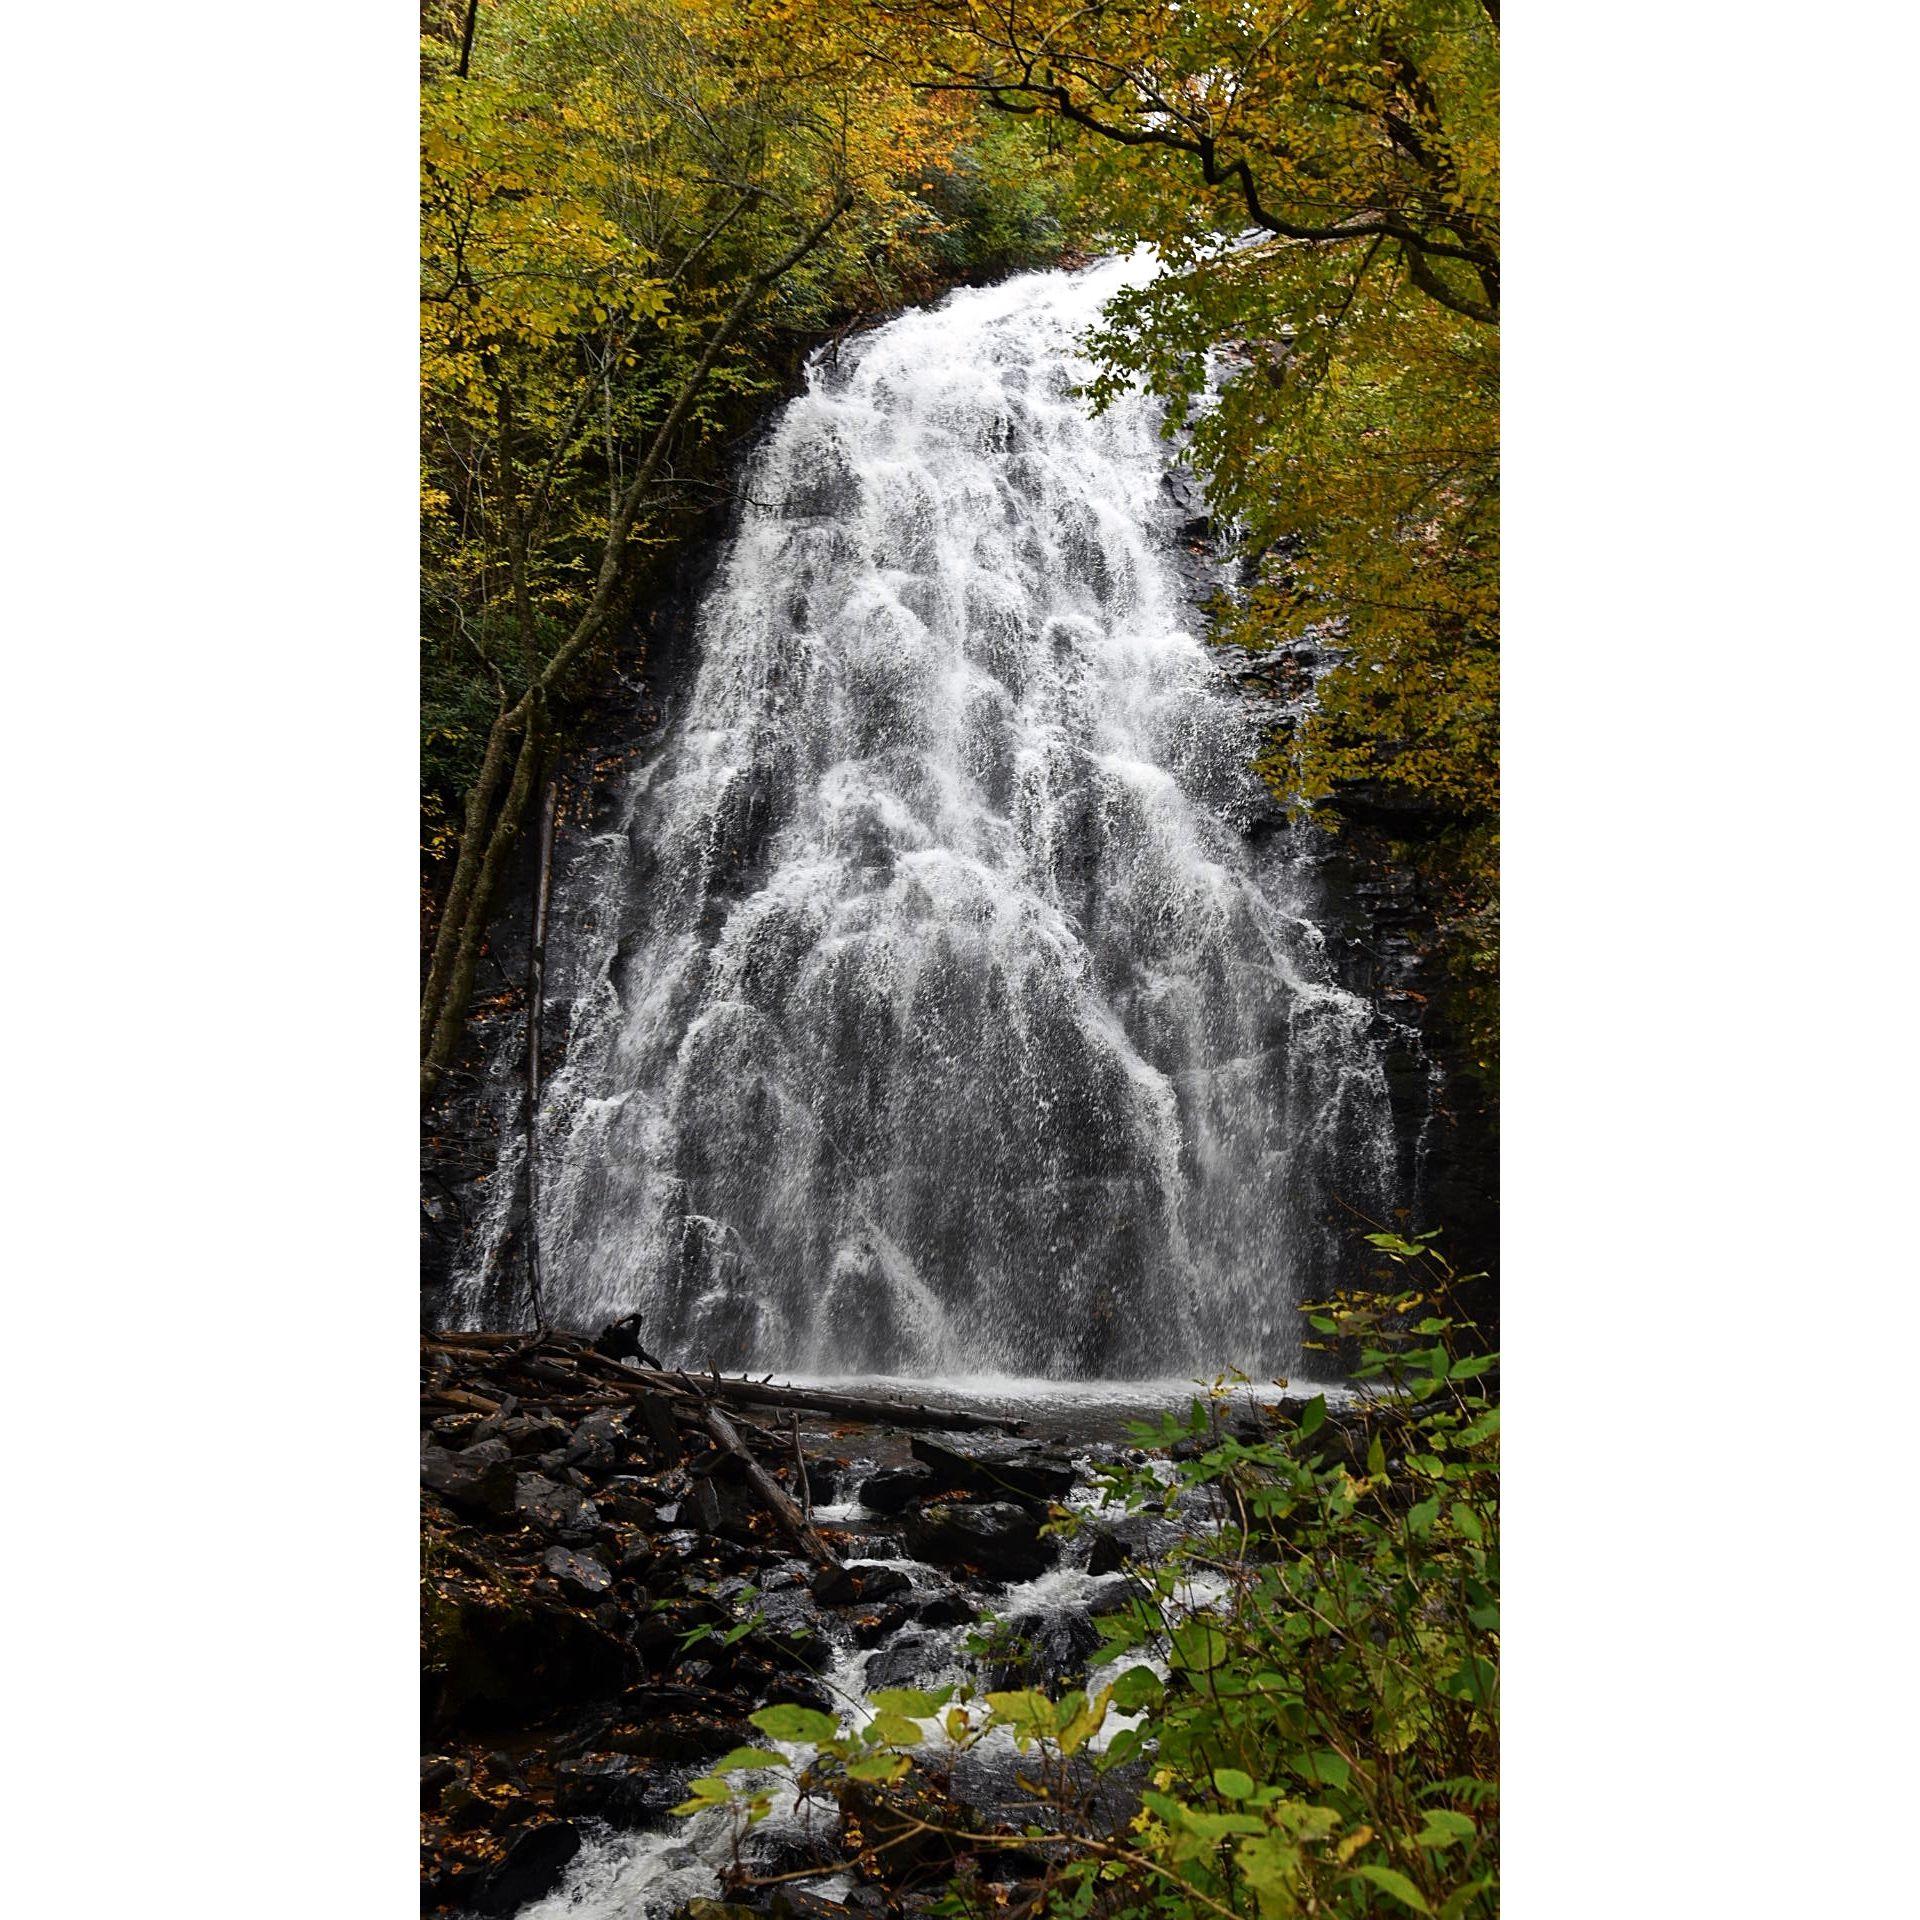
523;777;558;1330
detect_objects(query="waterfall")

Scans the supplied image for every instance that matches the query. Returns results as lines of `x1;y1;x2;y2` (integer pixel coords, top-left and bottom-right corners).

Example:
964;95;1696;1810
457;255;1410;1378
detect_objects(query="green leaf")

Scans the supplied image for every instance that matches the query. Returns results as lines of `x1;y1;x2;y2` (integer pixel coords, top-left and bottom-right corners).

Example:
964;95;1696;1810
843;1751;911;1784
1213;1766;1256;1800
1416;1808;1476;1849
1236;1833;1302;1902
1450;1502;1485;1544
1367;1433;1387;1478
1171;1619;1228;1672
749;1703;838;1743
712;1747;786;1773
866;1711;923;1747
868;1687;946;1719
1298;1394;1327;1436
1059;1692;1108;1755
670;1773;736;1814
1298;1749;1351;1791
985;1689;1055;1731
1105;1666;1159;1712
1348;1864;1433;1914
1181;1808;1265;1839
1097;1726;1143;1771
1439;1876;1496;1919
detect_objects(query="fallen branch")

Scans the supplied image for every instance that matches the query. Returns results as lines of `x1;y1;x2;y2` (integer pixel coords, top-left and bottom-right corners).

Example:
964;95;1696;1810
697;1402;840;1571
422;1334;1026;1432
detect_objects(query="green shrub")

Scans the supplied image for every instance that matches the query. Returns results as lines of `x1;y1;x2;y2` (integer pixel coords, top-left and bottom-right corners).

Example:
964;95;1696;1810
682;1233;1498;1919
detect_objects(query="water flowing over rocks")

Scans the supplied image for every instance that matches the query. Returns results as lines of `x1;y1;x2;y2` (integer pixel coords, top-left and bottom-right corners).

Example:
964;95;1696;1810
420;1328;1379;1918
447;255;1427;1378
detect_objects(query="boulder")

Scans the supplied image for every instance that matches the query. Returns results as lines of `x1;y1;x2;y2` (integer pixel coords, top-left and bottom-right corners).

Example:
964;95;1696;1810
856;1467;935;1515
552;1753;682;1824
423;1586;636;1731
912;1591;979;1629
902;1501;1053;1581
985;1608;1101;1691
852;1603;916;1650
474;1822;580;1915
757;1674;836;1716
564;1411;630;1473
865;1635;943;1691
474;1411;571;1458
812;1562;912;1608
604;1710;756;1765
908;1435;1077;1504
837;1775;969;1882
543;1546;613;1602
514;1473;602;1542
421;1440;517;1520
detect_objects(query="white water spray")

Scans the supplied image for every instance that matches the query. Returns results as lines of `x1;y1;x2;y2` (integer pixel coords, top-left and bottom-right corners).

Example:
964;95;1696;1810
458;256;1405;1374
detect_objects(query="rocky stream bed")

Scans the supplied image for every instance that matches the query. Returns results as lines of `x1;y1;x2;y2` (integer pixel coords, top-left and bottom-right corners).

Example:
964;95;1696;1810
421;1328;1367;1918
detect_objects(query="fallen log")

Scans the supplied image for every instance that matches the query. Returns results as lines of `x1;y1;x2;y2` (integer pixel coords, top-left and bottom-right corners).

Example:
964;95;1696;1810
422;1336;1025;1431
423;1386;503;1416
594;1359;1025;1434
697;1401;840;1570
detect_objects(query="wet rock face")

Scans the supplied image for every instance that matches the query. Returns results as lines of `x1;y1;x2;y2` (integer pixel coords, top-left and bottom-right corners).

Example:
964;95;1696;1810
855;1467;934;1514
907;1434;1079;1504
472;1822;581;1915
985;1607;1104;1692
901;1499;1054;1581
812;1562;912;1608
421;1439;518;1520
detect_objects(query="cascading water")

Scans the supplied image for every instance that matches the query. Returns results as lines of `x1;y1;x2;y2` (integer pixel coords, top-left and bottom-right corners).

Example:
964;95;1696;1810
457;255;1410;1377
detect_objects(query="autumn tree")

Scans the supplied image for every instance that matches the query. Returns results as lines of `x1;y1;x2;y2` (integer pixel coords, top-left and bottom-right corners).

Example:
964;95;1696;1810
764;0;1500;1050
419;0;1070;1093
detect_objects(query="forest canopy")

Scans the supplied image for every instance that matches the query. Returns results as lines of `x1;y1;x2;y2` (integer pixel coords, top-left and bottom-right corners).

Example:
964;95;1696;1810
420;0;1498;1083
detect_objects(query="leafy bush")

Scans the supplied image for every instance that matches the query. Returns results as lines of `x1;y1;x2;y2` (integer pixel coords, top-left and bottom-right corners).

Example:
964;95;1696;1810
681;1232;1498;1919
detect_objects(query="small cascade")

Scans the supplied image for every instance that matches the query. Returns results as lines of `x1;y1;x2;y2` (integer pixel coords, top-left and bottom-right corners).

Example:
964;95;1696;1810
456;254;1416;1376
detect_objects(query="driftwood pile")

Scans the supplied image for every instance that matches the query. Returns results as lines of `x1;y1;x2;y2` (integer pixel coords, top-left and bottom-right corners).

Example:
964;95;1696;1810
423;1328;1024;1574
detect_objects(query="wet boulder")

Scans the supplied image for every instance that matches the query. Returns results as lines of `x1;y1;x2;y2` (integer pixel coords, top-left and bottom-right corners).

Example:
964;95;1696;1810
473;1822;580;1915
838;1774;972;1883
553;1753;683;1824
865;1635;944;1691
812;1561;913;1608
852;1602;916;1650
912;1590;979;1629
514;1473;602;1542
902;1500;1054;1581
856;1467;935;1515
985;1608;1102;1692
908;1436;1077;1505
543;1546;613;1602
421;1440;517;1520
604;1708;757;1765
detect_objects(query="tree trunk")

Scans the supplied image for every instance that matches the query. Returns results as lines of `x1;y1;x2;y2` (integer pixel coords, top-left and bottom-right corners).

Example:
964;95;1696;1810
422;711;541;1094
420;195;853;1099
523;776;558;1330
